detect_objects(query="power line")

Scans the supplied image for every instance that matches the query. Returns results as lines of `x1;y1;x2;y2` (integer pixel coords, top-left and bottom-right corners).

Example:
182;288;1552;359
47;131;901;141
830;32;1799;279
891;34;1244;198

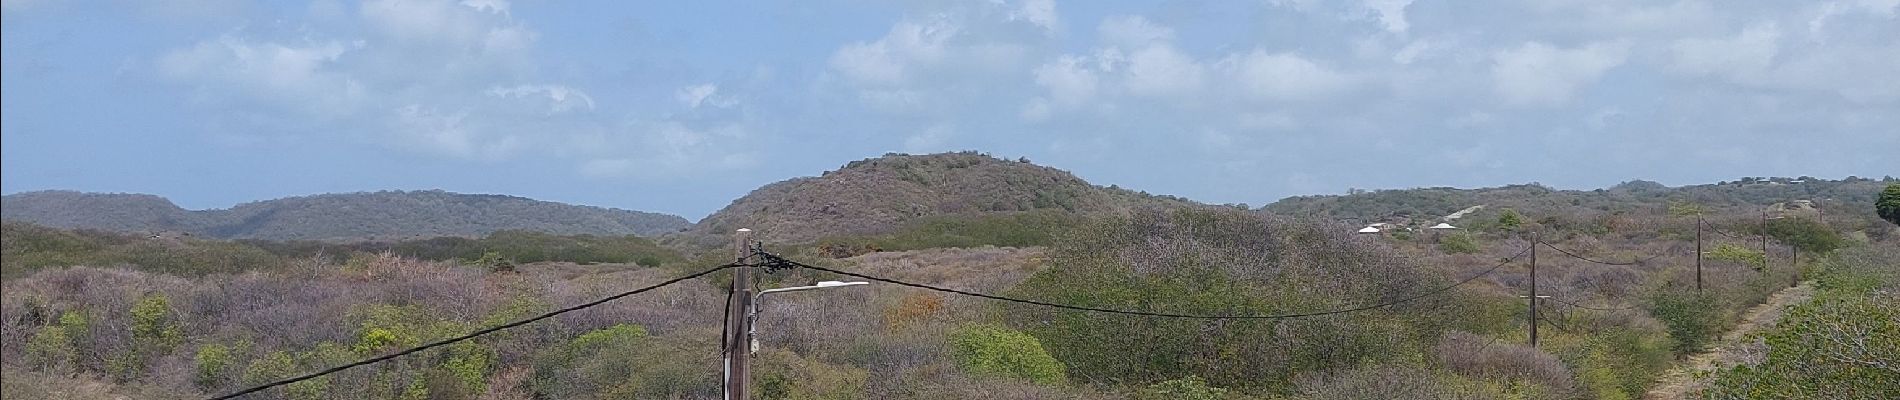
1538;242;1661;266
751;246;1529;320
208;263;743;400
1701;220;1750;240
1544;296;1638;311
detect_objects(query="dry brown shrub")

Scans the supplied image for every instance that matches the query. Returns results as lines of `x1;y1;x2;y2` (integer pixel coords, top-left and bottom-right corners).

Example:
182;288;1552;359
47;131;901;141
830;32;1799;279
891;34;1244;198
1434;331;1578;395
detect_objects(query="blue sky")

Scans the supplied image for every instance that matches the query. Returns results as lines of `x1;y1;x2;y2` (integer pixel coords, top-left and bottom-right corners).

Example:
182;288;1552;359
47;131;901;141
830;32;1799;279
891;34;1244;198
3;0;1896;220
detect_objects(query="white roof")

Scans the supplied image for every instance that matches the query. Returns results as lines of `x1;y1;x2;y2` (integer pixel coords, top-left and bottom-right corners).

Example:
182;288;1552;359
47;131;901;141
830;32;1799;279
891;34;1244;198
1358;226;1382;233
1428;223;1459;229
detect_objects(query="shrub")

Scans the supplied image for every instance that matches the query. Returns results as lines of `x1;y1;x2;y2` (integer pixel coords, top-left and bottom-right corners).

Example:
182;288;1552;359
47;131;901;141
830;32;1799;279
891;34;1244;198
1439;232;1481;254
24;311;84;371
115;292;183;379
948;324;1066;385
1704;291;1899;399
755;348;870;400
1644;289;1724;355
1496;209;1523;231
194;343;238;390
1763;217;1847;254
1708;244;1766;271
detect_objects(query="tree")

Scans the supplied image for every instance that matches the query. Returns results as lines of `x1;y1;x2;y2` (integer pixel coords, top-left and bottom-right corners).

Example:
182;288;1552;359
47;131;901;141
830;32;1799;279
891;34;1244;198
1878;183;1900;226
1496;209;1523;231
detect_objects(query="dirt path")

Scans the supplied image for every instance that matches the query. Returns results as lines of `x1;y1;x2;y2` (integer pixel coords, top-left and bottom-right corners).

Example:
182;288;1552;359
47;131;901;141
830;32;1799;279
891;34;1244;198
1643;282;1816;400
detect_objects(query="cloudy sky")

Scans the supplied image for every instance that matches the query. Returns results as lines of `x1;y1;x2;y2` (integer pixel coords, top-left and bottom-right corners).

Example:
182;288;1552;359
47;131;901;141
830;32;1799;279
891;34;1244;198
3;0;1896;219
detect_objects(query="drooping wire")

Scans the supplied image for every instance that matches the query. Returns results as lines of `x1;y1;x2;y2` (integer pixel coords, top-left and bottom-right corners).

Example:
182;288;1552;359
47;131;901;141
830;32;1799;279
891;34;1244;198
1545;295;1639;311
207;263;743;400
1701;220;1750;240
750;245;1530;320
1539;242;1661;266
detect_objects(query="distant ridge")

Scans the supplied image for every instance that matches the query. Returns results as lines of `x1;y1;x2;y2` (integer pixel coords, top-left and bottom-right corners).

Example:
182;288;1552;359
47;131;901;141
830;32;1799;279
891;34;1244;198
1258;177;1892;222
689;151;1202;243
0;190;690;241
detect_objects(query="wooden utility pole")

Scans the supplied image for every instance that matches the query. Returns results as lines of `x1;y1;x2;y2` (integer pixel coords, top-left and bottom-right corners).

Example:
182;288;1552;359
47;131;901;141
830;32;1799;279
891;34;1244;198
1528;231;1539;348
1695;215;1703;293
724;228;754;400
1760;208;1769;272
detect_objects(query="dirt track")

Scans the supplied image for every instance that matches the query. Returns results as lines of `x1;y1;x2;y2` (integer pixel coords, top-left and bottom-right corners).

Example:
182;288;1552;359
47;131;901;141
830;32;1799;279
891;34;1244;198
1643;282;1815;399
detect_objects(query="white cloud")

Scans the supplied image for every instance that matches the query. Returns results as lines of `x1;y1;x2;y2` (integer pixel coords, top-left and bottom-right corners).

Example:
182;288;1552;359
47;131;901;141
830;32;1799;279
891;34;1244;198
391;104;518;160
360;0;523;48
1122;44;1205;98
578;121;756;179
1491;41;1630;106
1221;50;1355;101
903;125;956;153
1668;23;1780;81
486;84;596;114
1098;15;1174;48
1032;55;1100;106
828;19;957;86
1362;0;1414;35
1007;0;1059;33
157;36;363;116
675;83;736;109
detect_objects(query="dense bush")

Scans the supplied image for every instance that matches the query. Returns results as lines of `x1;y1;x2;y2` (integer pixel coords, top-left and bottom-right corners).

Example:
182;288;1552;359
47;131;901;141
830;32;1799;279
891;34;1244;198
1006;209;1469;392
1439;232;1482;254
2;222;281;279
1644;289;1725;355
948;324;1066;385
1704;245;1900;399
251;229;684;267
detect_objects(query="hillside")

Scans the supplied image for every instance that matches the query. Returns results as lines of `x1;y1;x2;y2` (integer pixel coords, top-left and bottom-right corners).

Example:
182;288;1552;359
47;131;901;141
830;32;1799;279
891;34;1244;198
687;151;1202;243
1261;177;1893;227
0;190;690;241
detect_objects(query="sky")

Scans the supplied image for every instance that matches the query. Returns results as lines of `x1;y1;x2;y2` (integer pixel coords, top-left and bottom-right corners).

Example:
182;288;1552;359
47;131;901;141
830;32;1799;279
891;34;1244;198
3;0;1896;220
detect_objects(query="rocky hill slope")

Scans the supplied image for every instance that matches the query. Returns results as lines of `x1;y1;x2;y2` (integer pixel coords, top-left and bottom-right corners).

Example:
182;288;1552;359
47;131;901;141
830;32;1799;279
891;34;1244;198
689;152;1201;243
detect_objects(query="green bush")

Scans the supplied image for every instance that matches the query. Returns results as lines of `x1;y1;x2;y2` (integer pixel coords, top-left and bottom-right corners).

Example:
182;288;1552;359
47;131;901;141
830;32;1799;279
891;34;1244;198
1708;244;1766;271
1439;232;1480;254
1644;289;1724;355
194;343;239;390
948;324;1066;385
755;348;869;400
24;310;87;371
1496;209;1524;231
1705;290;1898;398
1763;217;1847;254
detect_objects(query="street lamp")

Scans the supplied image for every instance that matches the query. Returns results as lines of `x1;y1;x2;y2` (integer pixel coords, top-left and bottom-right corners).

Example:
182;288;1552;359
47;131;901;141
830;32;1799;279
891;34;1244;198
747;281;870;353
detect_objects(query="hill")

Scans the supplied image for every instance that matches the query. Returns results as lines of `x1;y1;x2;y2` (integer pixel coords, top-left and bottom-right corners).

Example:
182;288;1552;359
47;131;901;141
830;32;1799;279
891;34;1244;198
687;151;1203;244
1260;177;1893;225
0;190;690;241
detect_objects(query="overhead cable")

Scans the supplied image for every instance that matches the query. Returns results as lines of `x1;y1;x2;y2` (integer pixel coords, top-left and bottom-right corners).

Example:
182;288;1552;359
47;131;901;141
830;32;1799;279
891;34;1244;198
207;263;742;400
752;246;1530;320
1539;242;1661;266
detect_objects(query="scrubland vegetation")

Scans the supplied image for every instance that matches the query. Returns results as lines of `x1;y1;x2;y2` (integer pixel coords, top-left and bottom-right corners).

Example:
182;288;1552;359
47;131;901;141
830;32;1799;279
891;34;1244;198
3;173;1894;399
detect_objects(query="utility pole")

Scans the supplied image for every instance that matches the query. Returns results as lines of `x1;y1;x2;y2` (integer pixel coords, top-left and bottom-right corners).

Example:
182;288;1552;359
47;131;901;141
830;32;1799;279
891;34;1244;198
1528;231;1539;348
1695;215;1704;293
723;228;754;400
1760;208;1769;272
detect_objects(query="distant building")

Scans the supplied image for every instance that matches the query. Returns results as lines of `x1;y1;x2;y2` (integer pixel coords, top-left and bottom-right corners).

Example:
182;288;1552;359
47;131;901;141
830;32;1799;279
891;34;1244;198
1429;223;1459;230
1358;226;1382;234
